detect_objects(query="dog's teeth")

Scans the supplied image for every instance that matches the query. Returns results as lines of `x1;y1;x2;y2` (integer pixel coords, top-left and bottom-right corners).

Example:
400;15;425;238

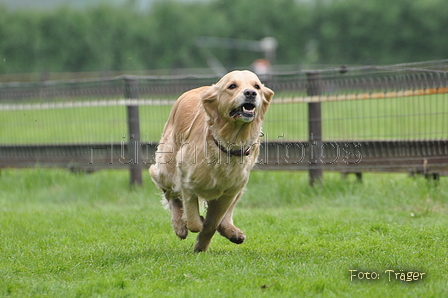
243;107;254;114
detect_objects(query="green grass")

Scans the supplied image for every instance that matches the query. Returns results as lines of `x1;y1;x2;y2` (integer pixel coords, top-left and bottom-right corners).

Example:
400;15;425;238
264;93;448;140
0;105;172;144
1;169;447;297
1;94;447;144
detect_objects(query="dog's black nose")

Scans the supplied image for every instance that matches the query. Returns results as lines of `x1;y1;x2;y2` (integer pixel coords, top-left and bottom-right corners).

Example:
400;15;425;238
244;89;257;99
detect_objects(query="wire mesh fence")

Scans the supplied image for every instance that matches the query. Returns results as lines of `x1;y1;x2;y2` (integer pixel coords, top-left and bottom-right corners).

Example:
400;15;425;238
1;60;448;184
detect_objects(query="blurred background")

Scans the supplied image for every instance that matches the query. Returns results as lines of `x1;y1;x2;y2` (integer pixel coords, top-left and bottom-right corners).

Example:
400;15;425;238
1;0;447;184
1;0;448;80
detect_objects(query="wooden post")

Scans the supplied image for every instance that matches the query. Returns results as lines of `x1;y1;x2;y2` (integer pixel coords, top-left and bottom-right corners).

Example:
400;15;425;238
306;72;322;186
124;77;143;187
39;71;50;100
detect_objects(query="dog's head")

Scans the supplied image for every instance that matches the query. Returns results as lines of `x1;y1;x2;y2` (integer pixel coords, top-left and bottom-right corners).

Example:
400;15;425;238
201;70;274;126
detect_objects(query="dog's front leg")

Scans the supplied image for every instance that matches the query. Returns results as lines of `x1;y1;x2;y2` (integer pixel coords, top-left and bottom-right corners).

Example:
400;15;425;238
168;198;188;240
217;190;246;244
181;189;203;233
194;196;235;252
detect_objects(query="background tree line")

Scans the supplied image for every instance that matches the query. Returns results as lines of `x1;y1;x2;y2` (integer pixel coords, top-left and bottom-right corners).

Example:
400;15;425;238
0;0;447;75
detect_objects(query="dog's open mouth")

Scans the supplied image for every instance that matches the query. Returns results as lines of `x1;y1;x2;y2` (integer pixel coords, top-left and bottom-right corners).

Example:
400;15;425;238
229;103;256;121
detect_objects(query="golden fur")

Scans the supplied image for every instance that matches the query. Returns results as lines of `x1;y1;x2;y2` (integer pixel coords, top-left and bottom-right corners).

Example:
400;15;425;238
149;70;274;252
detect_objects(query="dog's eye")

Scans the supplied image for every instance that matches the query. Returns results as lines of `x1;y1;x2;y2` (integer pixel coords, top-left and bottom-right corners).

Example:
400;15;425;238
228;84;237;90
254;84;260;90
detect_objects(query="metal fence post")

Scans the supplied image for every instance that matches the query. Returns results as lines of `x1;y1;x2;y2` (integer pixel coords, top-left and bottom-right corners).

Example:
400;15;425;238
124;77;143;187
306;71;322;186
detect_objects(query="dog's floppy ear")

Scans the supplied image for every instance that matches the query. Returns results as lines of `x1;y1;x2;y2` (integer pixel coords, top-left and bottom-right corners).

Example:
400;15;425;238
262;85;274;103
201;84;219;125
201;84;218;104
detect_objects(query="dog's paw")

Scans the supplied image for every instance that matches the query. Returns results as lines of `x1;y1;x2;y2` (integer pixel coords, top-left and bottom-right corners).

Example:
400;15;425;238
186;219;203;233
218;225;246;244
229;233;246;244
172;220;188;240
174;226;188;240
193;245;207;253
193;233;212;253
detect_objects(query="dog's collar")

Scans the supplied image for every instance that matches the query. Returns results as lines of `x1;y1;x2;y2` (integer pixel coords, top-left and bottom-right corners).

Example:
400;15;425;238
212;136;251;157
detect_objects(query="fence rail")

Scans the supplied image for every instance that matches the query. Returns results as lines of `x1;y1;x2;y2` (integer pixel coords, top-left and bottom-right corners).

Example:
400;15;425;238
1;60;448;185
2;140;446;175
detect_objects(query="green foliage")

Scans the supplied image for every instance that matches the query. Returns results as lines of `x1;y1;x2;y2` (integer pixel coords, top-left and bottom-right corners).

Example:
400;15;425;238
0;0;448;74
315;0;448;65
1;169;448;297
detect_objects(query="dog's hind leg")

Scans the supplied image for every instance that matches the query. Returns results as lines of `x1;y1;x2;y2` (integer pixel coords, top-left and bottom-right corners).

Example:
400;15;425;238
217;191;246;244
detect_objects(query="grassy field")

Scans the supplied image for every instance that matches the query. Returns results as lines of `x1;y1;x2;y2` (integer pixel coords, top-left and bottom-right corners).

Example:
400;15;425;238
1;169;447;297
1;93;447;144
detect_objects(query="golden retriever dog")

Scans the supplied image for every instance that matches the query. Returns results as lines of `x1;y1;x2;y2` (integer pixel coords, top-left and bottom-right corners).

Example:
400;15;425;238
149;70;274;252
